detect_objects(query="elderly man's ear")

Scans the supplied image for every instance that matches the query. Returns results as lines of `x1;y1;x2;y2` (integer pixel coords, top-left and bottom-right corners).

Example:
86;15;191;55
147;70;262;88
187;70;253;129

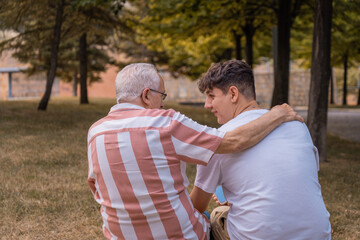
141;88;151;106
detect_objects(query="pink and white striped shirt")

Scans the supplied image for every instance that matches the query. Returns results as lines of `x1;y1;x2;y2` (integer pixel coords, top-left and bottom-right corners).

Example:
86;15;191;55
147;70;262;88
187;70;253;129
87;103;225;240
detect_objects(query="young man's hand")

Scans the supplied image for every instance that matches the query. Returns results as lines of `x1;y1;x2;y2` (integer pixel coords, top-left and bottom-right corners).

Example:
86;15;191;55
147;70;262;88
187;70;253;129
212;194;231;206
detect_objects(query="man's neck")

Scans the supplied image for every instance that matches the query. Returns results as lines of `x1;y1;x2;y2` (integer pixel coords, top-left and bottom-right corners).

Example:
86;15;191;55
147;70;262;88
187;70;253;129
233;100;260;119
119;98;146;109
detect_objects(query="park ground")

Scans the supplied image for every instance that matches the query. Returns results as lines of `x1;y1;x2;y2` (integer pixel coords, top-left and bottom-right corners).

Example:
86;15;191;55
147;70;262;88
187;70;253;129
0;97;359;239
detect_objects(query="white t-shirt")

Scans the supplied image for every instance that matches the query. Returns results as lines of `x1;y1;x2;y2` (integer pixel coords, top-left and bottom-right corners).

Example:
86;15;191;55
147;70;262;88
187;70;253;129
195;109;331;240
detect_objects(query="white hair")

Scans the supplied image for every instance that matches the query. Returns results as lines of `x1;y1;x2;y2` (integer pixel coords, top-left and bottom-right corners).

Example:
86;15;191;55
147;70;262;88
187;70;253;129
115;63;161;102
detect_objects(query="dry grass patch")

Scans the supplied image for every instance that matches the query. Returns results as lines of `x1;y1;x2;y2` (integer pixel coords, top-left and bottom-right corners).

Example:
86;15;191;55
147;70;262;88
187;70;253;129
0;98;359;239
0;98;110;239
318;135;360;239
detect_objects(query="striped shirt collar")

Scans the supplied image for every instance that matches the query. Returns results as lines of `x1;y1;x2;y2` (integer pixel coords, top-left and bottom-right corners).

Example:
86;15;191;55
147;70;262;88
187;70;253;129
110;103;145;114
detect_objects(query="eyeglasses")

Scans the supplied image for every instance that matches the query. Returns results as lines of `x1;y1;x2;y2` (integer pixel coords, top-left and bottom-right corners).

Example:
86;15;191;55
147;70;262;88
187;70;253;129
150;89;167;101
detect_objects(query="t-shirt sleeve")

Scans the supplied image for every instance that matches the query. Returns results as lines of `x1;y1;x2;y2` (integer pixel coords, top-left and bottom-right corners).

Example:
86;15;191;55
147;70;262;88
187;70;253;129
194;154;223;193
169;111;225;165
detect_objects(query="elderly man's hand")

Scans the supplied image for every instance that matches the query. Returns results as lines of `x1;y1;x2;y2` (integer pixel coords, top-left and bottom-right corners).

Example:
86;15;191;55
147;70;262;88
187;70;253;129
271;103;304;123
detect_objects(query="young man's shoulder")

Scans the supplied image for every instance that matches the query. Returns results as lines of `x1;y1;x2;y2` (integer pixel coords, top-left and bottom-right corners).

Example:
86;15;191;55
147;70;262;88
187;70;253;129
219;109;268;131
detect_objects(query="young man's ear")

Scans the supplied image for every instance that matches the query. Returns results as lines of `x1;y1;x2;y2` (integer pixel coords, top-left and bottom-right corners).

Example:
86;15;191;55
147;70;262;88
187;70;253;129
229;86;239;103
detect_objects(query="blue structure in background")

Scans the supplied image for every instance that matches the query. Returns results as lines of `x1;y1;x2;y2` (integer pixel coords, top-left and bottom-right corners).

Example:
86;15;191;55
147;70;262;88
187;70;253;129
0;67;27;98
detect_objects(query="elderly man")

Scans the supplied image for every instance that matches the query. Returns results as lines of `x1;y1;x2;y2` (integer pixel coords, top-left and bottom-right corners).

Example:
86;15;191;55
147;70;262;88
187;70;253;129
190;60;331;240
87;63;302;239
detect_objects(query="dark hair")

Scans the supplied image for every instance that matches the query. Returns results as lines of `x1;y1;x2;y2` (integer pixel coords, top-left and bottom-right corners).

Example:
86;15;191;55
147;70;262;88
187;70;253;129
198;60;256;100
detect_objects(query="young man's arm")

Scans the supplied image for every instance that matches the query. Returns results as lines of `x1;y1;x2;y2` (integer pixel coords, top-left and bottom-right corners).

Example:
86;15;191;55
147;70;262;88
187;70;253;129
190;186;213;213
216;104;303;154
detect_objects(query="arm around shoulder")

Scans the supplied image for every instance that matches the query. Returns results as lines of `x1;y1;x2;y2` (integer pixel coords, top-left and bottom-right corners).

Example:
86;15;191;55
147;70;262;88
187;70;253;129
216;104;304;154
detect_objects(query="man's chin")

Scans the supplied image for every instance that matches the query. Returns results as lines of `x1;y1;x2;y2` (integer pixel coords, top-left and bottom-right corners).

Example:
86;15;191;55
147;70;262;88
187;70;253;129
218;117;232;125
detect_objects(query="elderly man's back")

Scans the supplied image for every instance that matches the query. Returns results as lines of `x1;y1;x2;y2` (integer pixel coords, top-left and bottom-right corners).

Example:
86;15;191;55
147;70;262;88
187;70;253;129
88;103;225;239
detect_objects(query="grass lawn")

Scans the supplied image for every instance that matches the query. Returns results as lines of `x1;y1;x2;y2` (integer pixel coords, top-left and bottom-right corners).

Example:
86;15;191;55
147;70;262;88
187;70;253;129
0;97;359;239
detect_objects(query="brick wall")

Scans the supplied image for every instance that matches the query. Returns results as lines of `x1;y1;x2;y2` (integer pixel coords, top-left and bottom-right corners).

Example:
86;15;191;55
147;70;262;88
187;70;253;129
0;66;314;107
162;69;313;108
1;50;339;106
0;73;8;100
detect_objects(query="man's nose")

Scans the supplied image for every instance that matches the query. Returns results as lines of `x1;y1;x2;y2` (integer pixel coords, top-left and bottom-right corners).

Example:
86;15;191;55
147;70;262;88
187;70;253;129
204;98;211;109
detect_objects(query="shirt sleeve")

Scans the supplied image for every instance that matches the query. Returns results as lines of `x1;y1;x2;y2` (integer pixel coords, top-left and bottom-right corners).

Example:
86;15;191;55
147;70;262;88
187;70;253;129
194;154;223;193
169;111;225;165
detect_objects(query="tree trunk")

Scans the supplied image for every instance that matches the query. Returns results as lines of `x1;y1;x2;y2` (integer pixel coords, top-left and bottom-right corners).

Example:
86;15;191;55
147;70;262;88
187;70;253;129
233;31;242;60
307;0;333;162
358;83;360;106
271;0;291;107
330;68;334;104
342;52;348;105
38;0;64;110
79;33;89;104
72;70;78;97
245;34;253;67
243;19;255;67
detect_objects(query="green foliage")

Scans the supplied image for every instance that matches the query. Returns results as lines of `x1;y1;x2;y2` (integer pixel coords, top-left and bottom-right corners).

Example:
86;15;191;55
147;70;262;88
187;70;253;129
291;0;360;84
0;0;126;84
332;0;360;67
331;0;360;90
55;0;126;84
290;3;314;68
1;0;358;88
0;0;58;69
137;31;234;79
108;0;170;67
127;0;276;79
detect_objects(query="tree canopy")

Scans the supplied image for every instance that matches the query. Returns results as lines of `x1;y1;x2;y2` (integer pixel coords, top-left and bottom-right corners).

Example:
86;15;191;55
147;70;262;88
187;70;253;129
0;0;127;109
1;0;359;110
331;0;360;105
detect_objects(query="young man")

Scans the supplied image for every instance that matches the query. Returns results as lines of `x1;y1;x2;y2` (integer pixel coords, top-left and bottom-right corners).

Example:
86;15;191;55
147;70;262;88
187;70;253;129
190;60;331;240
87;63;303;239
